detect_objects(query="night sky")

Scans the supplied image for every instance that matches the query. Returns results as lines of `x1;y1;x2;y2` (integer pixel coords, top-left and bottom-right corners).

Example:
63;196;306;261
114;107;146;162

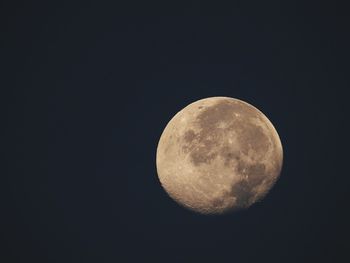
4;1;349;262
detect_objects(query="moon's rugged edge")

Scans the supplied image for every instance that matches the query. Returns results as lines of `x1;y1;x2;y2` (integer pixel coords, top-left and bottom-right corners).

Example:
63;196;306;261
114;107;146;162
156;97;283;214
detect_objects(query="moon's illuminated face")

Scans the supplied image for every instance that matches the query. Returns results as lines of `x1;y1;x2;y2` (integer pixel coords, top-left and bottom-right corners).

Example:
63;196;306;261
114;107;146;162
156;97;283;214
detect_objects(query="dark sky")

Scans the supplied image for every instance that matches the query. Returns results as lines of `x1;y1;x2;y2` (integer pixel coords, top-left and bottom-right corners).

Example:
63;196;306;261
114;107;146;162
4;1;349;262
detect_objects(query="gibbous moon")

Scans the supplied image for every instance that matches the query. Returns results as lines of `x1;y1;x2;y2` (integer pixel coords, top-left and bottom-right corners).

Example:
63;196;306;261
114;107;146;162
156;97;283;215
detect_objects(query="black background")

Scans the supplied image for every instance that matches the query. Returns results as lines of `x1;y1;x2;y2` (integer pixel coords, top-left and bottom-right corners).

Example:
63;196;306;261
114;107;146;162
4;1;349;262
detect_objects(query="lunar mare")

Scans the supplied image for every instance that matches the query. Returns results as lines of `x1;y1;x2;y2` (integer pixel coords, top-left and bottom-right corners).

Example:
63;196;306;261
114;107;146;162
156;97;283;214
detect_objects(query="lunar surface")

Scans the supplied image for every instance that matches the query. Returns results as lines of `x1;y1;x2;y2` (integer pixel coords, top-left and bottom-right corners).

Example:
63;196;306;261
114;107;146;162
156;97;283;214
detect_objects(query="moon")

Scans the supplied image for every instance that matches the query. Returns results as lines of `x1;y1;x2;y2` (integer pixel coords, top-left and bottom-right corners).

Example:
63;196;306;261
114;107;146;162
156;97;283;215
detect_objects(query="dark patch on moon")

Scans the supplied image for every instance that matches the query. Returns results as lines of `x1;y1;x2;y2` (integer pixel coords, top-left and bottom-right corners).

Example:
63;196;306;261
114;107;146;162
236;121;270;155
230;180;254;208
230;162;267;208
220;146;240;166
182;127;220;166
181;101;239;166
211;162;266;210
246;163;266;186
183;130;196;143
211;179;255;210
181;99;270;167
212;197;225;207
195;100;237;128
237;162;266;185
191;148;218;165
